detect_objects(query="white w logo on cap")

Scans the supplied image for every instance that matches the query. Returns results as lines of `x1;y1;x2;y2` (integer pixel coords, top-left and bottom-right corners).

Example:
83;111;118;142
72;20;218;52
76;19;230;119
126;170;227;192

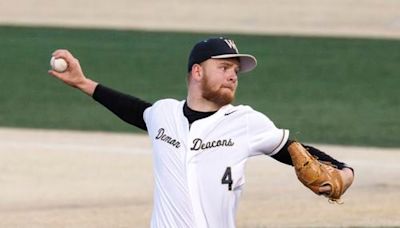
223;39;239;53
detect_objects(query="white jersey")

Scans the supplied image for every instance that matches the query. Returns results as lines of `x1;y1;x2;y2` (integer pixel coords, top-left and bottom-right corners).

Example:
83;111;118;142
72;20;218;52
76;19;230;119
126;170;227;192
143;99;289;228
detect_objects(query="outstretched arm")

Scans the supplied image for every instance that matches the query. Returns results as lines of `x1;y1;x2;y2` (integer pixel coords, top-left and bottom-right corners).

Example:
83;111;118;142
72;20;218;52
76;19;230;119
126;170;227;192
48;49;152;130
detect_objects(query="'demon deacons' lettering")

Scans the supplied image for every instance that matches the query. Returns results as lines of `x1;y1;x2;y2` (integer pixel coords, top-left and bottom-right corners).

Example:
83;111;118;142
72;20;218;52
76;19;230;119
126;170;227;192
190;138;234;151
155;128;181;148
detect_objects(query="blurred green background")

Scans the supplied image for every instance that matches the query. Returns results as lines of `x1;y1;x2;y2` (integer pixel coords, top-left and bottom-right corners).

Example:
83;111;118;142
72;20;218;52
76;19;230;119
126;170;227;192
0;26;399;147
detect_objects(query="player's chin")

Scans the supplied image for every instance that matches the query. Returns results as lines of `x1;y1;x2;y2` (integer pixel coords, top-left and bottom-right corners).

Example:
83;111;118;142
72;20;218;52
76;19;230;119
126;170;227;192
203;88;235;106
217;90;235;105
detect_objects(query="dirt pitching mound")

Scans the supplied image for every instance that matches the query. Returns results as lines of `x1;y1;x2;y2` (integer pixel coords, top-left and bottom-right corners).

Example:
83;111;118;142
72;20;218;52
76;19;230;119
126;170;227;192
0;127;399;227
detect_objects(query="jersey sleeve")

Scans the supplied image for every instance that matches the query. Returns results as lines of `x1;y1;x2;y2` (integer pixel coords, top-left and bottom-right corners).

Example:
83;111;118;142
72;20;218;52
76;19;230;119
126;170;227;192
143;99;182;133
247;110;289;156
93;84;152;131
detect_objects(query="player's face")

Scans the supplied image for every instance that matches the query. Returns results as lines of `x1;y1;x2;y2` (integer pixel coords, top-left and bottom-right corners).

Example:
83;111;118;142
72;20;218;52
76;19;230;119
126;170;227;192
200;58;239;106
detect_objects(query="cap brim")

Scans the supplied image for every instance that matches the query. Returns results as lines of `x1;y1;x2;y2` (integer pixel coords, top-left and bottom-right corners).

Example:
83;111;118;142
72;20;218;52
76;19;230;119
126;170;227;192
211;54;257;73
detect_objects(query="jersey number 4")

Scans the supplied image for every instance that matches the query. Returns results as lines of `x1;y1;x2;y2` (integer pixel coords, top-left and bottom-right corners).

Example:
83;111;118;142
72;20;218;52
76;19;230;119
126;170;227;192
221;167;233;191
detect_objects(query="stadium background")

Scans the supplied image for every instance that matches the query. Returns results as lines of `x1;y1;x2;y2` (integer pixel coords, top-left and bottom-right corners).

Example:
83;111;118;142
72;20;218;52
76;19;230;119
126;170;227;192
0;0;399;227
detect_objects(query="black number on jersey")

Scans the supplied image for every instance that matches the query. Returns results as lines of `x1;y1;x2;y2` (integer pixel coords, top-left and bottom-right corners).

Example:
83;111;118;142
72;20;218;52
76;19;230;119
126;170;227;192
221;167;233;191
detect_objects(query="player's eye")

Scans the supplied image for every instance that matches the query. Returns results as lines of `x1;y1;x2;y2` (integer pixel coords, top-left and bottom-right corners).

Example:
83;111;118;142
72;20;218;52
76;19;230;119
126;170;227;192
219;65;228;71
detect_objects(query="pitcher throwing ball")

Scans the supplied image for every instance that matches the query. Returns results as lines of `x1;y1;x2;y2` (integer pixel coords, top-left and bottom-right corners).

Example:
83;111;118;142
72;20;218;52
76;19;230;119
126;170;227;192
48;37;354;228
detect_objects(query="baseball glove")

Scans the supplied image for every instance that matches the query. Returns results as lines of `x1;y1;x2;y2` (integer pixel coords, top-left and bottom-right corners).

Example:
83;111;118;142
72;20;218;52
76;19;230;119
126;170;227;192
288;141;344;203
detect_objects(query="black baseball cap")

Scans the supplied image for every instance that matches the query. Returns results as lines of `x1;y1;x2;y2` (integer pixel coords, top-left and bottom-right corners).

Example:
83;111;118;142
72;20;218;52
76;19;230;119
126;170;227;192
187;37;257;73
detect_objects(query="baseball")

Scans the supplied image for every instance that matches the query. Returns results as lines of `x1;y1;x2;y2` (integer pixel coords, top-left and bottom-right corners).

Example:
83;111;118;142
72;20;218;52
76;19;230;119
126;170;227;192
50;56;68;73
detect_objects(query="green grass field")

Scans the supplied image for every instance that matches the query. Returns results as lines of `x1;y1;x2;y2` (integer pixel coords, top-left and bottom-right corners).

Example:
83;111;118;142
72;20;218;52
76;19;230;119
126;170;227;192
0;26;399;147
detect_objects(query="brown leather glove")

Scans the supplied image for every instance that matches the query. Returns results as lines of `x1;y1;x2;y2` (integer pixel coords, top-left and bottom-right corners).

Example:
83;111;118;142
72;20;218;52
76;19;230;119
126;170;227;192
288;141;345;203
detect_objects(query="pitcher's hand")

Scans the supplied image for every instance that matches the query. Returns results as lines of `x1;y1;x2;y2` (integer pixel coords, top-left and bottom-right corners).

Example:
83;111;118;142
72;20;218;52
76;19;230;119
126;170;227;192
48;49;98;96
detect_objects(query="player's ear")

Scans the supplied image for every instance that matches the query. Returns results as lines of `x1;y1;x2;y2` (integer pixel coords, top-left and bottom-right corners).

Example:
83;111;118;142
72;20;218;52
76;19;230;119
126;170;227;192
191;64;203;81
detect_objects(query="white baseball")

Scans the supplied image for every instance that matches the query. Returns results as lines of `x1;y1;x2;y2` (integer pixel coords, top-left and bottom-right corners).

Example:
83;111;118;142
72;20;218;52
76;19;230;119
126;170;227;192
50;56;68;73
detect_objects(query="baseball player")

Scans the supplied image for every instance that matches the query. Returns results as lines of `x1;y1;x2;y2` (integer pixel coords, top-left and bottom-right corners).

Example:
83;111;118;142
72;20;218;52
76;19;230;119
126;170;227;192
48;37;354;228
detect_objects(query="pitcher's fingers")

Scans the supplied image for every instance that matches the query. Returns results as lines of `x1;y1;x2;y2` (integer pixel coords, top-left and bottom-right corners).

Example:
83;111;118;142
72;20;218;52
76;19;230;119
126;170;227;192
48;69;63;79
51;49;75;66
52;49;71;57
318;184;332;195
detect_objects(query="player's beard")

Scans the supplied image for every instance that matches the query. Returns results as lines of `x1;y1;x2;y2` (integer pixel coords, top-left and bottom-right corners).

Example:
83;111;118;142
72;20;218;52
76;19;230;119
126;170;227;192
201;75;236;106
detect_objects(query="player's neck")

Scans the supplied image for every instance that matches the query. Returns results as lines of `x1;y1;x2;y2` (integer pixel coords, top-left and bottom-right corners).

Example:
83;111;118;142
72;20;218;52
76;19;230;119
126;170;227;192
186;94;222;112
